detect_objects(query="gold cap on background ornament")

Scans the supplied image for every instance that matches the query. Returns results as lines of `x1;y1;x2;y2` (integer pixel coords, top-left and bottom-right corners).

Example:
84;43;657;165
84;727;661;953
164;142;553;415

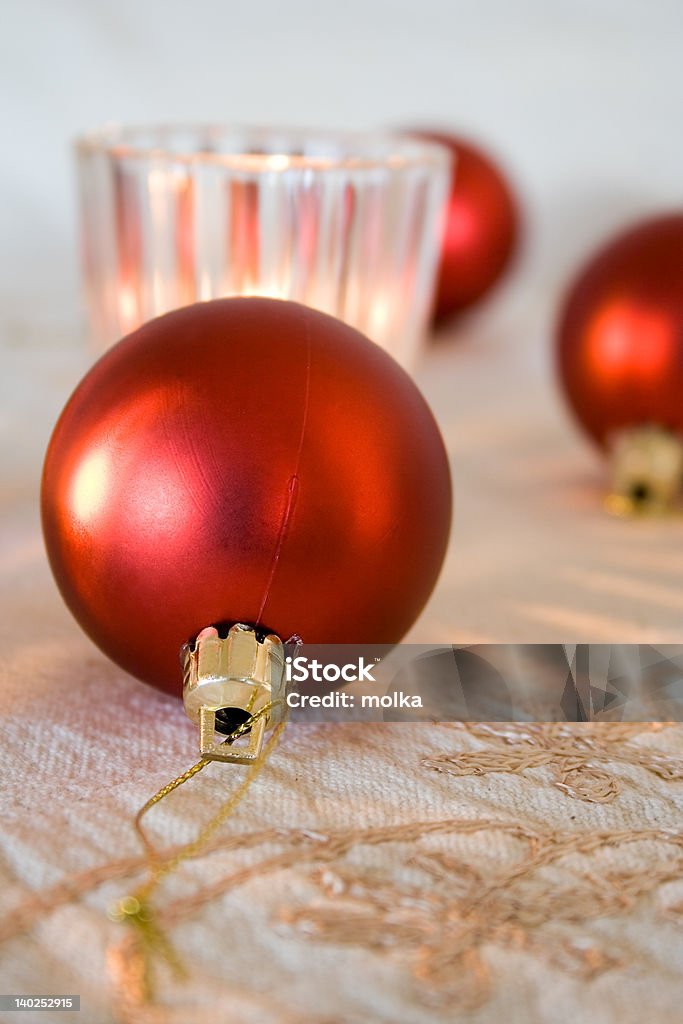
605;425;683;517
181;624;288;764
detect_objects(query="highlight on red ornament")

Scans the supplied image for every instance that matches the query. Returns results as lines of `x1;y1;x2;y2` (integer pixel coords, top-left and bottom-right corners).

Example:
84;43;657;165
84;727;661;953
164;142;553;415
41;297;452;761
407;129;520;323
556;212;683;516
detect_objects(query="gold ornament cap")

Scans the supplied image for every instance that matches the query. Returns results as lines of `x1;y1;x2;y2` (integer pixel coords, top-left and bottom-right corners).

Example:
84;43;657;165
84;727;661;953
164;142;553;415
605;426;683;516
182;623;287;764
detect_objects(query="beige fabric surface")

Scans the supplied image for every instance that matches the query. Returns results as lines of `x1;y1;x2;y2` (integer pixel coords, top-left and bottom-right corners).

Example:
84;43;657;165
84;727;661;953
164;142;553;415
2;301;683;1024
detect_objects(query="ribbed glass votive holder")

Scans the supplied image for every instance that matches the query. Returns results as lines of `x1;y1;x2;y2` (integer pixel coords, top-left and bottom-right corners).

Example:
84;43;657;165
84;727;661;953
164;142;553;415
75;124;451;367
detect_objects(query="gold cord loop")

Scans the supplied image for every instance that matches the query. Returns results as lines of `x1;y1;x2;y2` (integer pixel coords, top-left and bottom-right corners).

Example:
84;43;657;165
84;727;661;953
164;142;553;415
110;700;287;997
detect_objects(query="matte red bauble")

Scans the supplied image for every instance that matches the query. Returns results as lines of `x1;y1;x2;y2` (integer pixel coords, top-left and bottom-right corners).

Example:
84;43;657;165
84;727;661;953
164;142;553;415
557;213;683;445
412;131;519;322
42;298;452;697
557;213;683;513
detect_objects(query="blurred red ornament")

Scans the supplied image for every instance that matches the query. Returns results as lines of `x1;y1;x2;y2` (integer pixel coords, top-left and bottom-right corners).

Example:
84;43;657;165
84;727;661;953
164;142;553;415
42;298;452;696
556;213;683;447
412;131;519;322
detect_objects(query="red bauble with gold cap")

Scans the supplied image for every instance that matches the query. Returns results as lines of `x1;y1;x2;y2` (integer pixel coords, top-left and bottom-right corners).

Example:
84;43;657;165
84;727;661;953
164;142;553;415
556;213;683;447
41;298;452;696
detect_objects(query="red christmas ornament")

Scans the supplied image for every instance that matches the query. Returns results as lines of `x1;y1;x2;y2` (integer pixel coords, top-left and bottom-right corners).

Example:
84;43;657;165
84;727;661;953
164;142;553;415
412;131;519;322
42;298;452;698
557;213;683;513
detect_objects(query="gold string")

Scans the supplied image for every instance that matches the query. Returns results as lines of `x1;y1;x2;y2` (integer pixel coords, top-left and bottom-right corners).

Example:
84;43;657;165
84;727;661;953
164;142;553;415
133;757;210;863
110;700;286;998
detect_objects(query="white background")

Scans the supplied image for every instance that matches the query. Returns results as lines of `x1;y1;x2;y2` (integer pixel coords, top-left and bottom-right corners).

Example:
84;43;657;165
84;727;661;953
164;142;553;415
1;0;682;335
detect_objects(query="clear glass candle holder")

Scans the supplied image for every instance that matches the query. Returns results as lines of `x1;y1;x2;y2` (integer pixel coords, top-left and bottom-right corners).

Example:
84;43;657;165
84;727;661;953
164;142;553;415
75;124;451;367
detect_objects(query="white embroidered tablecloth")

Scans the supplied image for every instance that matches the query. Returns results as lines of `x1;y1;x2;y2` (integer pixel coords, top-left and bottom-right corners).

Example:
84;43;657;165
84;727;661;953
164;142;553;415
2;298;683;1024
